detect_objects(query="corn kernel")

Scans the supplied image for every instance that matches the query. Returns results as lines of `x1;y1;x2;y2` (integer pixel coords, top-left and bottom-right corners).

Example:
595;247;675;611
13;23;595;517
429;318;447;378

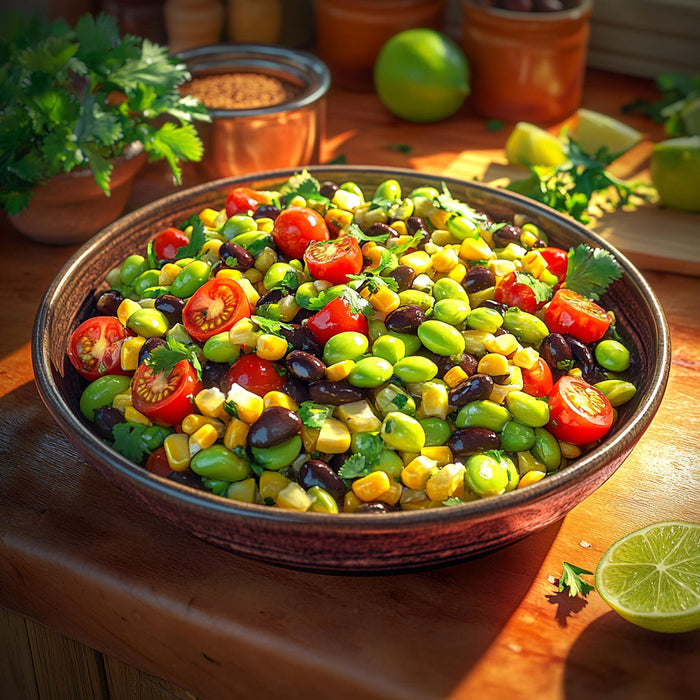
430;229;453;246
120;335;146;371
229;318;260;349
332;189;363;211
488;383;519;405
301;425;320;452
431;247;460;273
521;250;548;278
276;482;313;511
401;455;439;490
325;360;355;382
559;441;582;460
352;470;391;502
159;263;182;287
263;390;298;411
399;250;431;275
420;445;453;466
316;418;351;454
236;277;261;308
223;417;249;451
426;462;465;502
200;238;223;260
364;246;386;270
335;400;382;433
428;208;451;230
446;262;467;283
421;381;449;420
488;258;517;278
389;219;408;237
216;268;244;281
443;366;469;388
478;353;510;376
259;470;291;504
112;392;132;412
198;207;221;229
164;433;191;472
117;298;141;326
467;287;495;308
483;332;519;356
459;236;495;261
343;490;363;513
368;285;401;314
124;405;151;426
225;478;257;504
518;470;546;488
226;382;264;424
399;488;440;511
256;333;288;361
189;423;220;454
378;478;403;505
512;346;540;370
194;387;228;420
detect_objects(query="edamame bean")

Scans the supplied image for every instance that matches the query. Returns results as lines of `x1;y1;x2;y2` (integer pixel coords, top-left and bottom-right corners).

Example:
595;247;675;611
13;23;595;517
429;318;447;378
447;215;479;242
502;307;549;345
191;445;252;482
203;332;240;363
348;356;393;388
127;308;170;338
324;331;369;365
433;299;470;326
374;178;402;203
455;400;511;432
374;384;416;416
531;427;561;471
80;375;132;421
595;339;630;372
222;214;257;240
464;453;509;498
594;379;637;407
466;307;503;333
231;231;273;257
505;390;550;428
397;290;434;312
372;449;405;478
500;420;536;452
381;412;426;452
169;260;211;298
133;269;161;296
393;355;438;383
372;334;405;364
249;435;302;471
419;417;451;446
432;277;470;303
264;262;299;291
417;320;466;357
308;486;340;514
120;254;147;286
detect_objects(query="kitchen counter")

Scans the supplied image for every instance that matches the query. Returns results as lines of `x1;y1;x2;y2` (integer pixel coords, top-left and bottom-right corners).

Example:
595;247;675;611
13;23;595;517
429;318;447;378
1;68;699;699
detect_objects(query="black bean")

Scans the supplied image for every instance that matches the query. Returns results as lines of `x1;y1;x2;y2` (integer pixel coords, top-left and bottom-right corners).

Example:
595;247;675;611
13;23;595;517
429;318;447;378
167;470;205;489
365;222;395;239
464;265;495;294
405;216;430;246
154;294;185;326
298;459;347;502
93;406;126;440
355;502;393;513
477;299;509;315
564;334;594;368
219;241;254;271
286;350;326;381
541;333;572;373
281;325;323;356
448;427;501;455
457;352;479;376
283;376;310;405
138;337;166;366
385;304;426;334
319;181;339;199
257;288;287;307
492;224;523;247
449;373;495;406
308;381;366;405
388;264;416;292
248;406;302;448
201;361;230;392
252;204;280;220
95;290;123;316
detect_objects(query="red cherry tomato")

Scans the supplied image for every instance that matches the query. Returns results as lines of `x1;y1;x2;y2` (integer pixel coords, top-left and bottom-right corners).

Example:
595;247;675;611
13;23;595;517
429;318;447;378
539;247;569;281
152;227;190;261
226;354;285;397
132;360;202;426
547;375;613;445
271;206;330;260
225;186;266;217
494;272;546;314
182;277;251;343
68;316;133;382
521;357;553;397
306;295;369;345
145;446;172;477
304;236;363;285
544;288;611;344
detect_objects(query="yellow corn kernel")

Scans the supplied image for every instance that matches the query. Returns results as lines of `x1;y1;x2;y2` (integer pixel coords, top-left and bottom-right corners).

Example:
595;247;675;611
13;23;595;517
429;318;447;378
446;262;467;283
225;478;257;504
399;451;420;465
325;359;355;382
443;365;469;388
236;276;261;307
194;387;228;420
259;470;291;504
124;405;151;426
462;330;495;356
164;433;191;472
478;352;510;376
352;470;391;502
325;207;354;233
401;455;439;491
254;246;278;273
117;298;141;326
361;240;377;257
400;250;432;274
229;318;260;348
335;400;382;433
521;250;548;278
256;218;275;234
276;482;313;511
467;287;495;308
518;470;546;488
430;229;453;246
559;441;582;460
201;238;223;259
256;333;288;361
182;413;226;436
301;425;320;452
198;207;221;229
420;445;453;466
488;382;519;405
263;390;298;412
368;285;401;314
112;391;132;412
483;332;519;356
226;382;264;424
156;263;180;287
512;346;540;370
488;258;517;278
421;381;449;420
216;267;243;281
568;367;583;379
517;450;547;475
378;478;403;506
459;236;495;261
364;245;386;270
316;417;351;454
189;423;220;454
223;417;249;451
427;207;451;230
343;490;363;513
426;462;466;502
389;219;408;237
508;365;523;390
243;267;263;285
431;247;460;273
120;335;146;371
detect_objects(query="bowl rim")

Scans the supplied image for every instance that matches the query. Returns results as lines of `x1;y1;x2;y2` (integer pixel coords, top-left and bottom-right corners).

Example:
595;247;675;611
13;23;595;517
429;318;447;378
32;165;671;535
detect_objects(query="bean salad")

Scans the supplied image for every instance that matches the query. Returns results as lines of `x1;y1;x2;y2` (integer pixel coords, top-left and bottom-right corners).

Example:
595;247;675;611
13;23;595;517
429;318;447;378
69;171;637;514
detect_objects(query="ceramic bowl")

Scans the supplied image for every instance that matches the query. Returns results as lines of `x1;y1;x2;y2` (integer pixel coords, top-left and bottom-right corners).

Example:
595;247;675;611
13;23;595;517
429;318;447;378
32;166;670;574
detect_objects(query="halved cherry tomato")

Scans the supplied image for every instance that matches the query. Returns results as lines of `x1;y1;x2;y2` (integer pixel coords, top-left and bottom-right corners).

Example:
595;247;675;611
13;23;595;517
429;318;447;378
132;359;202;426
539;247;568;281
544;288;611;344
145;446;172;477
304;236;363;285
225;186;267;217
152;227;190;261
306;295;369;345
494;272;547;314
182;277;251;343
521;357;553;397
547;375;613;445
68;316;133;382
226;354;285;397
271;206;330;260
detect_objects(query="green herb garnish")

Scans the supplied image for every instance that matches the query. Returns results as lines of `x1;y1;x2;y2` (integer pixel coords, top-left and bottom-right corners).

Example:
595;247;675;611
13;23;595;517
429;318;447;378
565;244;622;300
558;562;595;598
298;401;334;429
145;335;202;379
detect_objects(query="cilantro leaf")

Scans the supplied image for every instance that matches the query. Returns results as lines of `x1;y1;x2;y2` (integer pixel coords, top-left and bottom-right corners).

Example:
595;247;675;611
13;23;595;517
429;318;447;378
340;287;374;319
565;244;622;300
145;335;202;378
558;562;594;598
346;221;390;243
442;497;464;506
434;183;488;223
279;169;329;207
514;272;554;303
111;422;147;463
388;231;424;257
251;314;293;337
338;454;369;480
298;401;334;429
172;216;206;259
347;269;399;294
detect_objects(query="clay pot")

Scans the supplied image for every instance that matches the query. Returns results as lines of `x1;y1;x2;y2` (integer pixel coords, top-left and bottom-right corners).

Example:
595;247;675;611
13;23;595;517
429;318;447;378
9;143;147;245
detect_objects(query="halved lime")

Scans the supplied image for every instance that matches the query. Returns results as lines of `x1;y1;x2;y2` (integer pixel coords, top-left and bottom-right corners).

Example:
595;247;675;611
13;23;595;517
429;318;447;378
650;135;700;213
595;521;700;633
505;122;567;168
572;108;643;157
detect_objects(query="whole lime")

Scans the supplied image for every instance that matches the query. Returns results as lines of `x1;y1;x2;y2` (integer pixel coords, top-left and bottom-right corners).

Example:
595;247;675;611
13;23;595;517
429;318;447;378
373;28;470;123
650;136;700;213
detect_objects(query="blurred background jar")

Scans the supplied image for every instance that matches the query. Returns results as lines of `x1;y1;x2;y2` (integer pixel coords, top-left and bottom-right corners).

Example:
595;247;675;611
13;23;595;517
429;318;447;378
460;0;593;123
164;0;224;53
225;0;315;47
315;0;447;91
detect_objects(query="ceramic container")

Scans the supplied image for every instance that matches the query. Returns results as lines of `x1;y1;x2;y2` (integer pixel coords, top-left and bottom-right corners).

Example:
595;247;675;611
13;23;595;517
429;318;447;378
32;166;670;574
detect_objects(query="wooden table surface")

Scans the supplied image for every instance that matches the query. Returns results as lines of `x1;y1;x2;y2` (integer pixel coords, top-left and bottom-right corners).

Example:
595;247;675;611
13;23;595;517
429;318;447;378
1;69;699;700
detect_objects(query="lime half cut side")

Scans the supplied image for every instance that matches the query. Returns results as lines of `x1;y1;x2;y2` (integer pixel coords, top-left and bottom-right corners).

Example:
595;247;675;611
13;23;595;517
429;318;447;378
573;108;643;157
595;521;700;633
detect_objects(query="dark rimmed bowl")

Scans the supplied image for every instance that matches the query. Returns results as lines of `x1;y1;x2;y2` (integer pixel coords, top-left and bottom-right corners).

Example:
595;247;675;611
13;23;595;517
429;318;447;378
32;166;671;574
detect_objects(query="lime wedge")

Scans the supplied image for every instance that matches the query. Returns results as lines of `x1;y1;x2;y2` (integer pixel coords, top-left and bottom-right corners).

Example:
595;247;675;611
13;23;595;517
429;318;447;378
573;108;643;157
595;521;700;633
650;135;700;213
505;122;567;168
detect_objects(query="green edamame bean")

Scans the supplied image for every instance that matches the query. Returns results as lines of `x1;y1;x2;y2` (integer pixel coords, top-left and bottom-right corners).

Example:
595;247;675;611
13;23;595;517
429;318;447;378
594;379;637;407
324;331;369;364
388;198;414;220
80;374;131;421
456;400;511;432
409;186;440;199
372;449;404;478
595;339;630;372
133;269;161;296
466;307;503;333
203;331;240;363
432;277;469;303
170;260;211;298
387;330;422;355
295;281;319;309
374;178;402;203
500;420;536;452
393;355;438;383
105;266;122;289
222;214;257;240
505;390;550;428
140;286;171;299
340;181;364;198
447;215;479;242
127;308;170;338
348;356;393;388
374;384;416;416
398;289;434;312
531;427;562;471
372;334;405;364
202;479;230;496
264;262;299;291
417;319;466;357
502;307;549;345
250;435;302;471
191;445;252;482
138;424;173;453
419;417;451;447
502;454;520;492
433;299;470;326
308;486;340;514
381;412;426;452
120;254;147;286
230;231;273;257
464;453;509;498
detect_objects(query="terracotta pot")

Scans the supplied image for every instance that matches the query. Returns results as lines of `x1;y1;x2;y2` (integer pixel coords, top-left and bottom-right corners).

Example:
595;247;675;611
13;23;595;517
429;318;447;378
9;143;147;245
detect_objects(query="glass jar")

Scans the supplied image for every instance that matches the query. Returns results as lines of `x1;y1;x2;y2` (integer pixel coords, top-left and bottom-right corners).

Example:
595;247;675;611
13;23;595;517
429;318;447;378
460;0;592;123
315;0;447;91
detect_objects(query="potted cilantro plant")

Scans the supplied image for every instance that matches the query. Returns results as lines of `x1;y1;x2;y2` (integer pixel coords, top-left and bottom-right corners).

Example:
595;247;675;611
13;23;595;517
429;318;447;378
0;11;210;244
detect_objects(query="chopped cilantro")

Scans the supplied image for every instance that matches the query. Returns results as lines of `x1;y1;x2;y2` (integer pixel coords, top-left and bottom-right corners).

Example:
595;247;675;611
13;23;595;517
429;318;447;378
145;335;202;379
224;400;238;418
558;562;595;598
174;216;207;259
442;497;464;506
346;222;390;244
338;454;369;480
298;401;333;429
111;422;147;463
279;169;329;207
565;244;622;300
514;272;554;303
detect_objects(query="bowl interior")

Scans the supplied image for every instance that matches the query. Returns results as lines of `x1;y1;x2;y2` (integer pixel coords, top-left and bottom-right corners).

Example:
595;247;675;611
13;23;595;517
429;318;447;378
32;166;670;572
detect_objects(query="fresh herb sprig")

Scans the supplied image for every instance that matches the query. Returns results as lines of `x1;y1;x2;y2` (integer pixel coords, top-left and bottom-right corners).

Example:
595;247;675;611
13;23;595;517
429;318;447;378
558;562;595;598
145;336;202;379
565;244;622;300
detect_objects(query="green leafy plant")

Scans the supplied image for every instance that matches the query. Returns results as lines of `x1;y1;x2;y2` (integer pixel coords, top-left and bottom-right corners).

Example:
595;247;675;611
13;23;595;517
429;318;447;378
0;11;210;215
